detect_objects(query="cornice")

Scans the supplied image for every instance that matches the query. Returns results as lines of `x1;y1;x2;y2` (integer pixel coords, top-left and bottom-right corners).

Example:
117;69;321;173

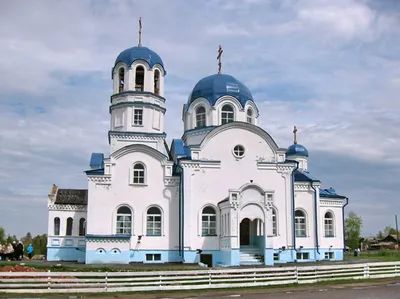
179;161;201;169
108;131;166;140
86;238;130;243
294;184;313;191
165;177;180;186
109;101;166;114
276;165;295;174
87;175;111;183
48;204;87;211
320;199;344;207
110;91;166;103
182;126;216;141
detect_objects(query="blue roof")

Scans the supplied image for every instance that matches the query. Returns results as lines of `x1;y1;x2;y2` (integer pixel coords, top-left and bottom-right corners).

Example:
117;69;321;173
286;143;309;157
294;169;320;182
171;139;191;160
86;234;131;239
89;153;104;169
114;46;164;70
293;170;347;199
85;168;104;175
187;74;254;110
320;187;347;199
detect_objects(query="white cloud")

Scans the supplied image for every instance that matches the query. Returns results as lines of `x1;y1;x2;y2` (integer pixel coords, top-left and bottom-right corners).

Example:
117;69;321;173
0;0;399;237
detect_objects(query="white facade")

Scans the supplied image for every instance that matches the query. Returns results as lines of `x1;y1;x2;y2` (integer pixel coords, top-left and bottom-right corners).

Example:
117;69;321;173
47;43;348;266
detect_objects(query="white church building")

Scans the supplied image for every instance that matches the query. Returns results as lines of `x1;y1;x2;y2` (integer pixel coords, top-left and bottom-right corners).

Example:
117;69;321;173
46;32;348;266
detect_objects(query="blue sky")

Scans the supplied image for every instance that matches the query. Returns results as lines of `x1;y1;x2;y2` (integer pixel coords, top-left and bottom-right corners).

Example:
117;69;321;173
0;0;399;238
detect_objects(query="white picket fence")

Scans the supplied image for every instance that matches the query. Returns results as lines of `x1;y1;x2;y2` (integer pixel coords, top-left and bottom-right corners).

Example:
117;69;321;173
0;261;400;294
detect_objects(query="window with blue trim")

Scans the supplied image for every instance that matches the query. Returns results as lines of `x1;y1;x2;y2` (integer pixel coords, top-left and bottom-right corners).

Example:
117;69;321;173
272;208;277;236
246;108;253;124
154;70;160;95
116;206;132;235
221;105;234;124
54;217;60;236
324;212;334;237
295;210;306;237
66;217;73;236
135;66;144;91
147;207;162;236
196;106;206;128
202;206;217;236
79;218;86;236
118;68;124;93
133;163;145;184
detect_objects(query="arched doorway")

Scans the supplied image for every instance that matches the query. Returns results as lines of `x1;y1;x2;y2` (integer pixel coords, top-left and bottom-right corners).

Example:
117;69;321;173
240;218;264;247
240;218;251;245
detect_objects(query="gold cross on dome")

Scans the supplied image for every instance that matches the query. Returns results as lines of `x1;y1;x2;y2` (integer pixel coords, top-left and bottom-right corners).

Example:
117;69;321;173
217;45;223;74
293;126;298;144
138;17;142;47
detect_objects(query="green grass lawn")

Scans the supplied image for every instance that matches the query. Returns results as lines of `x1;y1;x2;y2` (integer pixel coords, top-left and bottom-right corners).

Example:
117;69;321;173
344;249;400;262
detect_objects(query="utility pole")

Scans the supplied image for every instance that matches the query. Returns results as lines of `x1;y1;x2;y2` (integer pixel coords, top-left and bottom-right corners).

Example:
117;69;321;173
396;215;399;253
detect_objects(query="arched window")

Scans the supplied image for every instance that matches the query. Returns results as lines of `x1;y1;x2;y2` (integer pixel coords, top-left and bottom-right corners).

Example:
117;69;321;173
116;206;132;235
221;105;234;124
79;218;86;236
272;208;277;236
54;217;60;236
195;106;206;128
154;70;160;95
118;68;125;93
202;206;217;236
324;212;334;237
133;163;145;184
135;66;144;91
247;109;253;124
295;210;306;237
66;217;73;236
146;207;162;236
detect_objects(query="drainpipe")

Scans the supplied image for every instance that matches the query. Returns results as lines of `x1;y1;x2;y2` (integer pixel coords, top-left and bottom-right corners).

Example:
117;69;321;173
310;183;320;257
176;161;185;262
342;197;349;252
290;161;299;255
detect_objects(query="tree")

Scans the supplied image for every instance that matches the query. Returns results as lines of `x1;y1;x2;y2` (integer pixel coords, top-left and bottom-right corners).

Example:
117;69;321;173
0;227;5;244
5;234;18;244
21;232;32;245
31;234;47;255
345;211;363;250
384;226;397;236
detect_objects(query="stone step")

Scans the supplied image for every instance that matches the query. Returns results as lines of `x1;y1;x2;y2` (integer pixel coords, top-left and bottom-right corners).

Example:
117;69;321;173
240;247;263;265
240;261;264;265
240;253;259;258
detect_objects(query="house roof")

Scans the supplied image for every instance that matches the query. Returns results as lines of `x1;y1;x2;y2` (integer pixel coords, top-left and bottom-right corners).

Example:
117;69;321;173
54;189;88;205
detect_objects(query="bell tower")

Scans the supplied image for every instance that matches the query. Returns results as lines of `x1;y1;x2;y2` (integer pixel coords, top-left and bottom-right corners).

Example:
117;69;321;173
108;18;168;155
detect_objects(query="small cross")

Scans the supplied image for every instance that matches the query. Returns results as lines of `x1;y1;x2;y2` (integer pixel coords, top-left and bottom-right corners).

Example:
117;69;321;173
293;126;298;144
138;17;142;47
217;45;223;74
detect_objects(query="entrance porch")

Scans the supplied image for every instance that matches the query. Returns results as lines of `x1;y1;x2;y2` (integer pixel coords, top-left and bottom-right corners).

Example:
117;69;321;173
239;218;264;265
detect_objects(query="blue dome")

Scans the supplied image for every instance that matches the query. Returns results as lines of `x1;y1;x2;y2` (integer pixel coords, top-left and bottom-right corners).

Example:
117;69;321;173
286;144;309;157
114;46;164;70
187;74;253;109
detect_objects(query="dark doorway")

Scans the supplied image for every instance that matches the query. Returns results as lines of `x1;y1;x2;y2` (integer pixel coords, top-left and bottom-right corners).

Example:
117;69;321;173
240;218;250;245
200;254;213;267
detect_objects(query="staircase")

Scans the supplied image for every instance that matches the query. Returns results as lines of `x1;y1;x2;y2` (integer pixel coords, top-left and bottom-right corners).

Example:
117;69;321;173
240;246;263;265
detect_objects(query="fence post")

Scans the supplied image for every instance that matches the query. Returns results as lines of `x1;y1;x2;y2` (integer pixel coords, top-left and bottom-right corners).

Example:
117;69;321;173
105;271;108;291
364;264;370;279
209;270;212;285
295;266;299;284
47;270;51;290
